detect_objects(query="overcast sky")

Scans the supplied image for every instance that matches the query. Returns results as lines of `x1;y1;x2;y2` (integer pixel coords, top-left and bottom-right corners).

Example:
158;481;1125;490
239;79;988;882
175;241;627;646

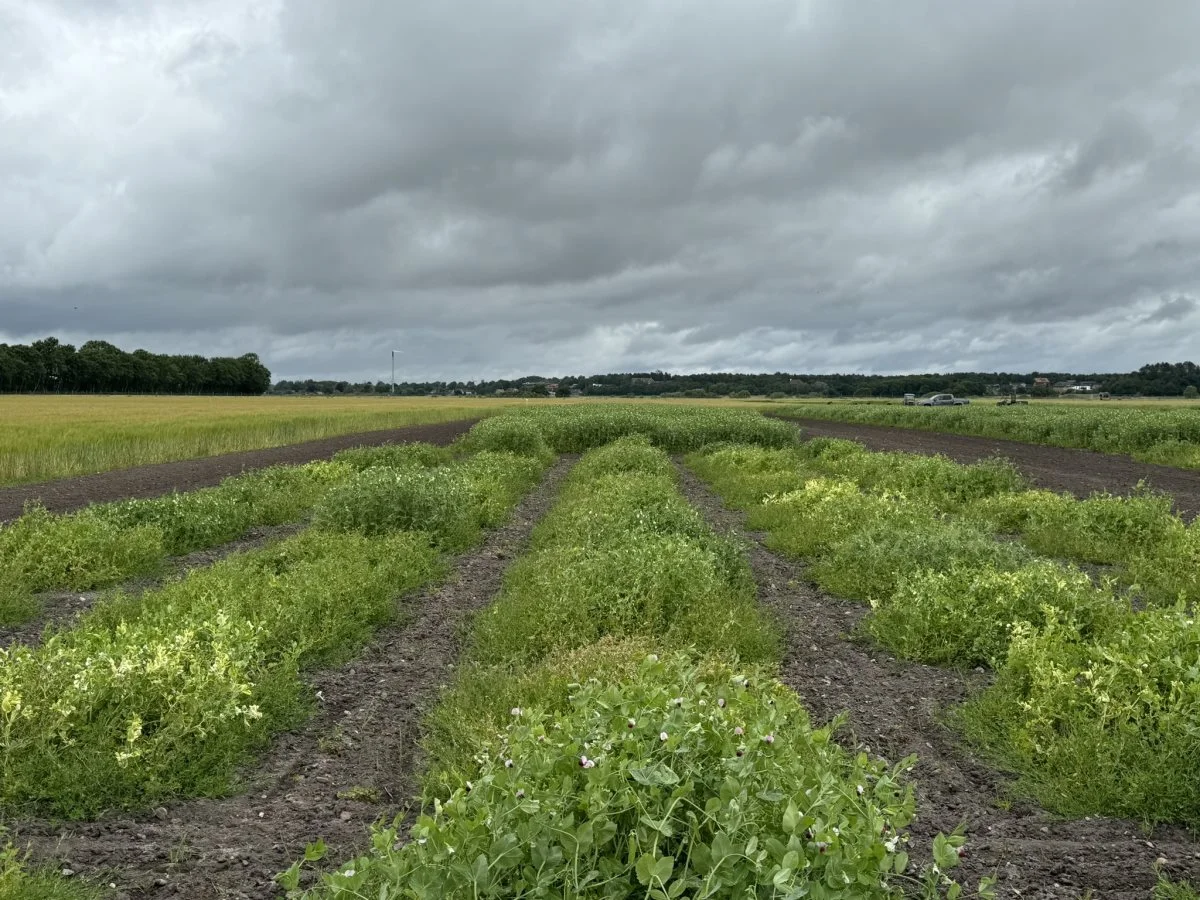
2;1;1199;382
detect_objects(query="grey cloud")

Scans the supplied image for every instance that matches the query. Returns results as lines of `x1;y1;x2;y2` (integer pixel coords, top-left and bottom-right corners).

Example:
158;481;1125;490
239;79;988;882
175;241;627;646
1143;294;1198;323
1059;112;1156;191
3;1;1200;382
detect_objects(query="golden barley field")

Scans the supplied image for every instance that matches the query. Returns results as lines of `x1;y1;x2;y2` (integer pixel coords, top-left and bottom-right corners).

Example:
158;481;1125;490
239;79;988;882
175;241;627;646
0;394;765;486
0;395;507;486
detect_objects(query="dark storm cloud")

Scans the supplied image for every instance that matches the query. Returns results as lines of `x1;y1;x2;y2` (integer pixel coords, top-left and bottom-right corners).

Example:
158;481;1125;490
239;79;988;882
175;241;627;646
3;0;1200;381
1144;295;1198;324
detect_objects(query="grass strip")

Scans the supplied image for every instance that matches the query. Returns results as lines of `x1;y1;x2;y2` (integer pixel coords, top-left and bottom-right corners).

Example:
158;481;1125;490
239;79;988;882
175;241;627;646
0;839;102;900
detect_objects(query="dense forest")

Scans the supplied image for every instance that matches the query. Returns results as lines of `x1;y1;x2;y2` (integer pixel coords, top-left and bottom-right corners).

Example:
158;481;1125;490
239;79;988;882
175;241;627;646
0;337;272;394
274;361;1200;399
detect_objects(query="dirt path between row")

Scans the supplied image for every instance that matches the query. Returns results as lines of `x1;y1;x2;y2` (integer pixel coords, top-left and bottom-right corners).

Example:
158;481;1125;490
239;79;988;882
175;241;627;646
0;419;479;524
0;522;306;651
11;455;575;900
676;464;1200;900
787;417;1200;519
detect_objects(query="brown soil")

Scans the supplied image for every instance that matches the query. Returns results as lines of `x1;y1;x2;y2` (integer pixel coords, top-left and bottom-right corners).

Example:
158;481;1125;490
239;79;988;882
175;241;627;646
0;523;306;651
788;418;1200;519
676;464;1200;900
9;455;574;899
0;420;479;524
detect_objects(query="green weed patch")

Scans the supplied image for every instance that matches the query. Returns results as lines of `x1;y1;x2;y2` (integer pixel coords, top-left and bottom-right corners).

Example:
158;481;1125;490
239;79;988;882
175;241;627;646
0;459;359;625
959;605;1200;826
471;405;799;454
690;438;1200;827
0;442;549;818
0;530;441;817
778;402;1200;470
295;654;925;899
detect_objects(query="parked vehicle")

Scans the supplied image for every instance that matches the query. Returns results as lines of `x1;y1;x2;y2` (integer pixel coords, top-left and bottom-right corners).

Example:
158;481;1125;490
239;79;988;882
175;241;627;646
902;393;916;405
996;390;1030;406
916;393;970;406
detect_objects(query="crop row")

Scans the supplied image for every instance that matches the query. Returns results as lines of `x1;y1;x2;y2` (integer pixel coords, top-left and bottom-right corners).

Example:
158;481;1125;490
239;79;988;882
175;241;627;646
0;441;548;819
689;439;1200;826
777;402;1200;469
0;443;464;626
0;403;796;628
290;434;976;898
461;404;799;454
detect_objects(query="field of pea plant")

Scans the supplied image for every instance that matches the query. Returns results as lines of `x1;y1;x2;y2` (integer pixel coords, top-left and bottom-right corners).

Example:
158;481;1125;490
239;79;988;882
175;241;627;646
2;404;1199;898
778;401;1200;470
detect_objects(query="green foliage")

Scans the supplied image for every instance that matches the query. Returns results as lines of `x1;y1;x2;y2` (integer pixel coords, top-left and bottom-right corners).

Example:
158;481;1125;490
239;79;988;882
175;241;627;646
0;529;441;818
1017;488;1178;565
470;442;774;670
0;433;548;817
959;489;1065;534
810;519;1033;606
312;467;480;549
333;442;450;471
959;605;1200;826
0;459;360;626
0;841;101;899
691;438;1200;827
0;581;39;629
0;503;163;596
779;402;1200;470
962;486;1200;607
481;406;799;453
471;535;773;669
456;452;547;528
90;462;352;556
422;637;664;785
291;654;922;899
288;432;982;898
532;473;709;552
752;478;937;560
819;452;1024;508
1123;522;1200;607
569;434;675;481
1157;874;1200;900
866;561;1129;668
459;417;555;463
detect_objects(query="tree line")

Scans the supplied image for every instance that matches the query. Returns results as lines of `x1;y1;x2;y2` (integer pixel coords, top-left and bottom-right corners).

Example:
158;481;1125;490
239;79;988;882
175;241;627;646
0;337;272;395
273;362;1200;399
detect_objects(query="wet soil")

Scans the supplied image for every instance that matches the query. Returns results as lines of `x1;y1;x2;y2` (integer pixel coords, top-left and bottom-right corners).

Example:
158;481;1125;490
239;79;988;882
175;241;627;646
676;464;1200;900
8;455;575;899
0;522;306;651
0;420;478;524
787;418;1200;519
